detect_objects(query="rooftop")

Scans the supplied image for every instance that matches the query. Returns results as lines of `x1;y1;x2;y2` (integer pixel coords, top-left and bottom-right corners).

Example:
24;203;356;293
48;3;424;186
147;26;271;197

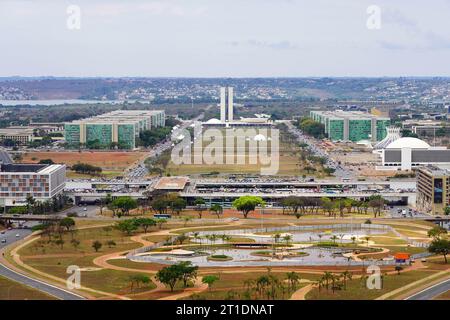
0;163;64;174
385;137;431;149
311;110;390;120
154;177;189;190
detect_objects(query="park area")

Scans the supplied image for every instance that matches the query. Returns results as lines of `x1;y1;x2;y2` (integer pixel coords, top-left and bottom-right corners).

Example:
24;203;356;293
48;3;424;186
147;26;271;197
1;205;447;300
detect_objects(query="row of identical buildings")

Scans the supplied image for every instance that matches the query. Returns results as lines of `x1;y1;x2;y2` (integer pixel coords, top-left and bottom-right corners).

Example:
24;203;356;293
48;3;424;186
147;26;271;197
310;110;390;142
65;110;165;149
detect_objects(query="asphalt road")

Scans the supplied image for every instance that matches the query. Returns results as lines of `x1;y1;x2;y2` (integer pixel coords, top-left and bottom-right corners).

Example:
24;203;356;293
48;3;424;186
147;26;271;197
405;278;450;300
0;225;85;300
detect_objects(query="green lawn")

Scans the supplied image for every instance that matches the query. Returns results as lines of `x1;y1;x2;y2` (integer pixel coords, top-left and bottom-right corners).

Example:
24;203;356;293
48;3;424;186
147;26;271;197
0;276;55;300
306;270;438;300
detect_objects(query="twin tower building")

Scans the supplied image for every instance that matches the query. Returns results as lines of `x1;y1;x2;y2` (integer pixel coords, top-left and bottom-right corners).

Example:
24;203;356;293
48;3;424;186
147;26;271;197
220;87;234;123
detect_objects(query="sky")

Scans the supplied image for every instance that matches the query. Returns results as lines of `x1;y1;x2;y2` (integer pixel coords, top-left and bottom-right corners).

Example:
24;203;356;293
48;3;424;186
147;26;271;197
1;0;450;77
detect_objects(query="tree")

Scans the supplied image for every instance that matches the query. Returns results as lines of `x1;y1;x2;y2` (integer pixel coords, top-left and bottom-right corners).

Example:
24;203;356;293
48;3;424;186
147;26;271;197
194;197;207;219
232;196;265;219
210;204;223;219
106;240;116;248
286;272;300;291
25;195;36;214
428;239;450;263
178;261;199;288
428;226;448;240
321;197;336;217
129;274;151;291
156;265;181;292
92;240;102;252
171;198;187;215
112;197;138;217
155;218;167;229
444;206;450;216
202;275;219;291
114;219;138;235
150;197;169;215
281;197;304;216
71;239;80;249
135;218;156;233
395;265;403;275
176;233;189;245
99;193;112;216
182;216;193;227
38;159;55;165
59;217;75;233
368;195;385;218
54;239;65;249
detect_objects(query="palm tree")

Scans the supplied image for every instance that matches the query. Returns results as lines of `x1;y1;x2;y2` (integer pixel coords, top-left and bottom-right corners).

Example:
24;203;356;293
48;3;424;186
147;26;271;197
330;235;338;245
282;234;293;247
364;236;371;247
322;271;333;290
286;272;300;291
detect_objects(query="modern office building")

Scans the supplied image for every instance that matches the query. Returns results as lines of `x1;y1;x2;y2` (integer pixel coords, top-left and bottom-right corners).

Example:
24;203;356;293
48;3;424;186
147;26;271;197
416;165;450;215
376;137;450;171
310;110;390;142
64;110;165;149
0;163;66;207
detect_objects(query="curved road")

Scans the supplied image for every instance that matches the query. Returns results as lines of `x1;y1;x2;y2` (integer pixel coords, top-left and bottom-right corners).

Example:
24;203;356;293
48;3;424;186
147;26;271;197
405;278;450;300
0;226;85;300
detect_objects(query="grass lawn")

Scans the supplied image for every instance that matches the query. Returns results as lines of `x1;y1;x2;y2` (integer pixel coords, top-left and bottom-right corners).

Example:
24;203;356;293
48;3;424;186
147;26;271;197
433;290;450;300
0;276;56;300
306;270;438;300
184;271;320;300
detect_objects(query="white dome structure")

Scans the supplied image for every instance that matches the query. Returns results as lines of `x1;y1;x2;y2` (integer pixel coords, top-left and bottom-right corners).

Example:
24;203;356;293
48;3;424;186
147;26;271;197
253;134;267;142
385;137;430;150
205;118;222;124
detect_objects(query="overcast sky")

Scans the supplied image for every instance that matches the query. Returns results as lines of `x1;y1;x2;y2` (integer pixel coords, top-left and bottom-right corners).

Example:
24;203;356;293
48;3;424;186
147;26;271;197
1;0;450;77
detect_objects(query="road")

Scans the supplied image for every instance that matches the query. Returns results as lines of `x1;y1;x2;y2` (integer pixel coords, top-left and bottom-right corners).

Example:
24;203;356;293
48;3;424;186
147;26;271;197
405;278;450;300
126;115;203;179
285;121;353;179
0;225;85;300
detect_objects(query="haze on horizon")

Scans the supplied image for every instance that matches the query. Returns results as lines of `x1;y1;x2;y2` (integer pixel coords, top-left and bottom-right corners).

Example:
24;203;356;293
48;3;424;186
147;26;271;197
1;0;450;78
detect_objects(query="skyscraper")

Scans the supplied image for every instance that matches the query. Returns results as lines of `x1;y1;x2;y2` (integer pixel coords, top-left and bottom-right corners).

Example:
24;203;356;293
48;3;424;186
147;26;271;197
220;87;234;123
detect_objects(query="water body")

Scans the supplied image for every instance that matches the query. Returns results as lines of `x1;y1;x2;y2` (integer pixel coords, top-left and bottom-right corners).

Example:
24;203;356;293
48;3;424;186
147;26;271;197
0;100;151;106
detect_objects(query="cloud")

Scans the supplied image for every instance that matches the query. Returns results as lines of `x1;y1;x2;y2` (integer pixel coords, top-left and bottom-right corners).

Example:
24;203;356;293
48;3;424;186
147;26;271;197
85;1;207;18
230;39;297;50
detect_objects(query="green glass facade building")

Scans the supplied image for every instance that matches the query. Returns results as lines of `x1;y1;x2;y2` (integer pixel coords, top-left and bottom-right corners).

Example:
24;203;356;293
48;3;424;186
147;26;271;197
64;110;165;149
310;110;390;142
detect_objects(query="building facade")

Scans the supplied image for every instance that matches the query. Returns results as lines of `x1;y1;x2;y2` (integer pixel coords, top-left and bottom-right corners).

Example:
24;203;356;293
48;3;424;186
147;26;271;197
0;128;35;145
376;137;450;171
417;166;450;215
310;110;390;142
0;163;66;207
64;110;165;149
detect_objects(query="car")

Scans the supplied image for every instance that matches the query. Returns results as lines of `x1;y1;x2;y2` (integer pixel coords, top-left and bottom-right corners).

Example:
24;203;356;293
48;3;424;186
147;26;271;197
1;239;6;243
230;217;240;221
15;234;20;237
0;231;5;234
83;207;87;212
